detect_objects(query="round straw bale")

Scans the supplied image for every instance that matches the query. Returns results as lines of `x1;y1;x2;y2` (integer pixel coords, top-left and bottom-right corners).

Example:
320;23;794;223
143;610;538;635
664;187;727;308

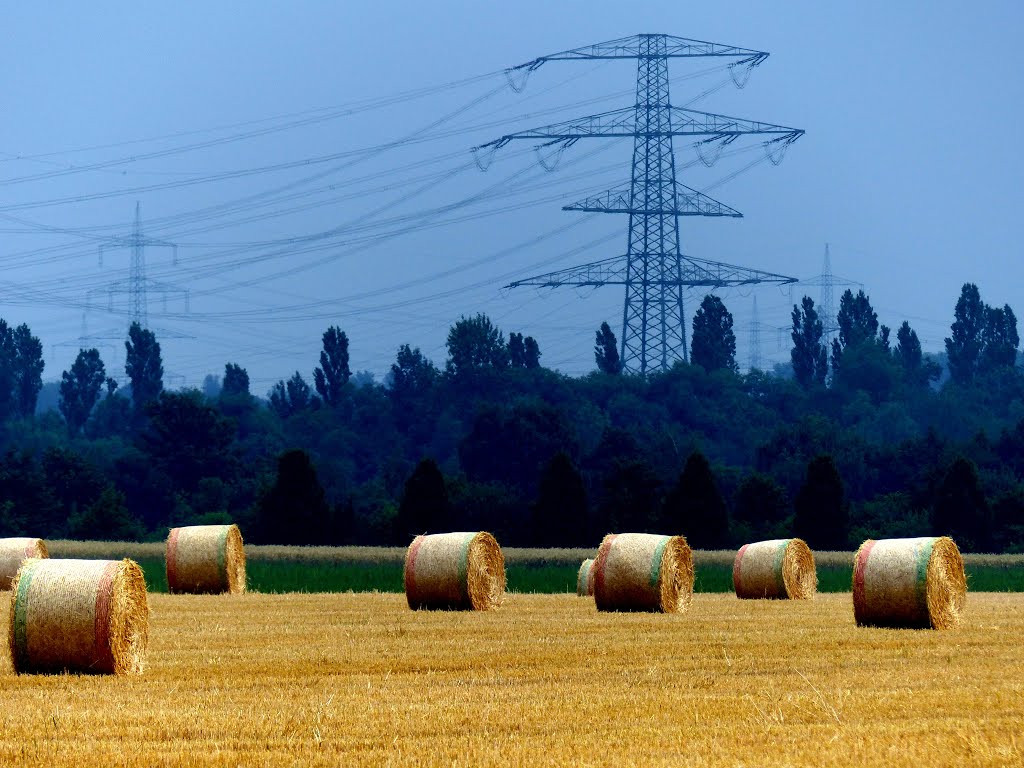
166;524;246;594
0;537;48;589
8;558;149;675
852;536;967;629
404;532;505;610
592;533;693;613
733;538;817;600
576;558;595;597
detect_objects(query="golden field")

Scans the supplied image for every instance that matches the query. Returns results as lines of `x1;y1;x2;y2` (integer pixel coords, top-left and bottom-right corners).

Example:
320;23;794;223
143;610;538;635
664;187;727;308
1;592;1022;767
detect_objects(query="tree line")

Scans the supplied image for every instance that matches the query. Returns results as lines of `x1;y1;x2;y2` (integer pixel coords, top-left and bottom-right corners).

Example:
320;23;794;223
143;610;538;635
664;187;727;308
0;284;1022;552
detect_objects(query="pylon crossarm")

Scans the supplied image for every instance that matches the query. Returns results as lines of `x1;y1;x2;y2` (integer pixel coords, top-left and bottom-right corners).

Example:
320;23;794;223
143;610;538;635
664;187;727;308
476;106;802;151
564;183;742;217
505;254;797;290
508;34;768;71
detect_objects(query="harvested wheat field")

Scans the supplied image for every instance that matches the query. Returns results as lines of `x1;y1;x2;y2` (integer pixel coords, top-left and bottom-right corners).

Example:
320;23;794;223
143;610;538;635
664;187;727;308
1;592;1022;767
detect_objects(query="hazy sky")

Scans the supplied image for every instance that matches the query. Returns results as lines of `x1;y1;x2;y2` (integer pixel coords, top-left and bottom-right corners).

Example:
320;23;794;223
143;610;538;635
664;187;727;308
2;2;1022;390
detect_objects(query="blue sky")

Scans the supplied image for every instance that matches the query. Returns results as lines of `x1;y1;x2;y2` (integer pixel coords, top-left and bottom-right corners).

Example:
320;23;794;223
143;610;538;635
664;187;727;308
2;2;1022;388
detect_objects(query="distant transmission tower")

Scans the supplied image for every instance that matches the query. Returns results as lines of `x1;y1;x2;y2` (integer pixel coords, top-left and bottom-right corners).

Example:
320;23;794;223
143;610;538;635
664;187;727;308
748;295;762;371
59;202;192;384
92;201;186;329
478;34;803;374
800;243;861;348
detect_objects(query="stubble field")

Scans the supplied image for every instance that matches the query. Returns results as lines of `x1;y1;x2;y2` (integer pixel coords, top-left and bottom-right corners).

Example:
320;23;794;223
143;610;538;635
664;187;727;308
1;591;1021;767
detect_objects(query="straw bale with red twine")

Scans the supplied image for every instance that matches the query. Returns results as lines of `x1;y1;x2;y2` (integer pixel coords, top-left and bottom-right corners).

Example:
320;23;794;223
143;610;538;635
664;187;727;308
8;558;149;675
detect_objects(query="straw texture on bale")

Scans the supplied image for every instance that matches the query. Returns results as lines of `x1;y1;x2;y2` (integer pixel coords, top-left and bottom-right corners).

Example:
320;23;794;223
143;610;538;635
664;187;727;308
592;533;693;613
733;538;817;600
853;536;967;630
166;524;246;594
0;537;48;589
404;532;505;610
576;558;595;597
8;558;149;675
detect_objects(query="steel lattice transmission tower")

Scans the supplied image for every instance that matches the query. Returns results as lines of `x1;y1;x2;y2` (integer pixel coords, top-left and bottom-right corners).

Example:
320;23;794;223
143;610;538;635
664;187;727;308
92;202;186;329
478;34;804;374
800;243;861;348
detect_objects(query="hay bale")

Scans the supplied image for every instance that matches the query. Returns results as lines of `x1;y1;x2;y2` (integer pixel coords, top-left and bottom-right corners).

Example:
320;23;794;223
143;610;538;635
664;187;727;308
853;536;967;629
576;558;595;597
592;533;693;613
0;538;48;589
404;532;505;610
8;558;149;675
733;538;817;600
166;524;246;594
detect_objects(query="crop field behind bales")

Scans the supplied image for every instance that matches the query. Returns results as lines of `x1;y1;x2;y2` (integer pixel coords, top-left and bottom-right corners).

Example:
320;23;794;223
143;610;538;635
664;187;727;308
1;592;1022;767
47;541;1024;593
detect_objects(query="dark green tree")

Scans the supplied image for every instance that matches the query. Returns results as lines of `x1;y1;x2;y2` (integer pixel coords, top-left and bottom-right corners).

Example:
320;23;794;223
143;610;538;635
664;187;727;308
508;332;526;369
690;294;737;372
11;323;44;418
268;371;312;418
831;289;879;372
201;374;221;400
445;313;508;377
254;449;331;544
945;283;985;384
141;390;236;495
531;452;587;546
390;345;437;402
594;321;622;375
0;451;62;537
222;363;250;397
793;455;849;550
66;485;145;541
662;451;729;548
931;456;990;551
58;348;106;435
0;321;14;421
313;326;350;407
895;320;941;387
524;336;541;369
597;458;661;534
125;322;163;415
733;472;790;540
791;297;828;388
980;304;1019;373
396;458;449;537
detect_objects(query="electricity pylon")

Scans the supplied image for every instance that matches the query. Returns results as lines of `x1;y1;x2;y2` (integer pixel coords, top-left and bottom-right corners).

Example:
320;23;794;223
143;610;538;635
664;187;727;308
92;201;187;329
478;34;803;374
799;243;862;348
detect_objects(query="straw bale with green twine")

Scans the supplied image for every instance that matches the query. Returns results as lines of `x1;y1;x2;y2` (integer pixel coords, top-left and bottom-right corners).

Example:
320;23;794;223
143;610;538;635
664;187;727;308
576;558;595;597
733;538;817;600
592;533;693;613
852;536;967;629
404;532;505;610
8;558;149;675
166;524;246;594
0;537;48;589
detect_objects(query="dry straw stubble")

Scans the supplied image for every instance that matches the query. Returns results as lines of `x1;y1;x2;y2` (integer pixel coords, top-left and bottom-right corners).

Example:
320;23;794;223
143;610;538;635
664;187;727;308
8;558;149;675
853;536;967;629
166;524;246;594
0;537;48;589
592;533;693;613
404;532;505;610
733;538;817;599
576;558;595;596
